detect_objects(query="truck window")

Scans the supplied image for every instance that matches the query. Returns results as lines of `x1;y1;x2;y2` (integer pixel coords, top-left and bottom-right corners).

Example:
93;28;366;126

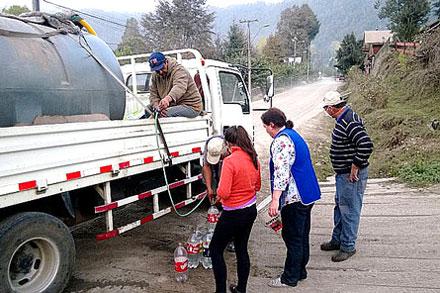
219;71;250;114
126;73;151;93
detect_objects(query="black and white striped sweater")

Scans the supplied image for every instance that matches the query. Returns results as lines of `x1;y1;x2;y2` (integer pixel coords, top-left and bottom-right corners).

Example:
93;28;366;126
330;107;373;174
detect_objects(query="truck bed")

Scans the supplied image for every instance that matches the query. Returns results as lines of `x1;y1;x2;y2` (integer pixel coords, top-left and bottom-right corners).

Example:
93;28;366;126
0;117;210;208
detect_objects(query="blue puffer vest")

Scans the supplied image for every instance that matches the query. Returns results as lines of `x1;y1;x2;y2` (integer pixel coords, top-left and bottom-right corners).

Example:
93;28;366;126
269;128;321;206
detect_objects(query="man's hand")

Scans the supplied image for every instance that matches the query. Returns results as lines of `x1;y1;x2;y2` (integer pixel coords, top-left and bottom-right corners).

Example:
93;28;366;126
207;187;215;204
158;95;172;111
349;164;359;182
268;198;279;217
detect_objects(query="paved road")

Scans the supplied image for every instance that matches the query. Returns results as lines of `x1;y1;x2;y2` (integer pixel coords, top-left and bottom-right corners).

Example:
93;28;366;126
67;79;440;292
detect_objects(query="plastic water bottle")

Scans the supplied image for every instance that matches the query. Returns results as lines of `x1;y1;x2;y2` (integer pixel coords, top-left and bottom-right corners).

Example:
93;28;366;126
207;205;220;231
187;230;201;268
201;230;213;269
174;243;188;283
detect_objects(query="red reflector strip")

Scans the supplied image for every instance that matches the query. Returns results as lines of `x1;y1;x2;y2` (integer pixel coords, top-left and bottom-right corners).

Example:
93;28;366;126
18;180;37;191
143;156;154;164
192;147;202;153
100;165;112;173
170;151;179;157
140;214;154;224
95;202;118;213
96;229;119;241
119;161;130;169
169;180;185;189
138;191;152;200
175;201;186;209
66;171;81;181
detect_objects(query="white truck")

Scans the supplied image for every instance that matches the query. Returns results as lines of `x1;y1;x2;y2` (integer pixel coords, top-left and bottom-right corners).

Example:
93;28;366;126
0;28;274;293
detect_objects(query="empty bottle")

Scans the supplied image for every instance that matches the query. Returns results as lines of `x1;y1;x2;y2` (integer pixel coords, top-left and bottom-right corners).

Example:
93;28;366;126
187;230;201;268
174;243;188;283
207;205;220;231
201;230;213;269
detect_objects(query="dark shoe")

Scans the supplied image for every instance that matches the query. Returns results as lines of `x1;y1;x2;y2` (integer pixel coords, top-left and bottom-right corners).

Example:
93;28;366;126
320;241;340;251
331;249;356;262
229;284;244;293
299;274;307;281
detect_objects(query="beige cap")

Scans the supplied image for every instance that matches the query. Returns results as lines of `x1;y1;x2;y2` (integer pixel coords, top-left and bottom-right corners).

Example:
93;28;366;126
206;137;225;165
322;90;344;107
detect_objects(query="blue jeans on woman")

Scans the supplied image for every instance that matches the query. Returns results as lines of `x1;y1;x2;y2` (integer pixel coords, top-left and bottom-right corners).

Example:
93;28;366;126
331;167;368;252
280;202;313;286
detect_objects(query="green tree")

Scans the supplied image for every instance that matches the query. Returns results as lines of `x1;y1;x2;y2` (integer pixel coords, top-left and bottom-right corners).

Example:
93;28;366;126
276;4;320;58
1;5;30;15
141;0;215;54
335;33;364;75
433;0;440;19
115;18;146;57
375;0;430;41
262;34;284;64
223;22;247;63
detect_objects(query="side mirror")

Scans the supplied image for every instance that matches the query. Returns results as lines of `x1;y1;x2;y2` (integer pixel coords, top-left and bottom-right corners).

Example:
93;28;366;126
264;75;274;102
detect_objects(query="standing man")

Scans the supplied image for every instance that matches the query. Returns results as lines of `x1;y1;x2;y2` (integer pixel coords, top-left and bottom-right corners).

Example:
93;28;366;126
320;91;374;262
146;51;203;118
261;108;321;288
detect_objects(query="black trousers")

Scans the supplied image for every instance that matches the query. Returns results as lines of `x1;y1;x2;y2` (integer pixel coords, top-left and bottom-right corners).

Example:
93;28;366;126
280;202;313;286
210;205;257;293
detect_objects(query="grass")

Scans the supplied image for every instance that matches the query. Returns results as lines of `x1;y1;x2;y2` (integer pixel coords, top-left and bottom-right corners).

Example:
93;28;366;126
340;53;440;186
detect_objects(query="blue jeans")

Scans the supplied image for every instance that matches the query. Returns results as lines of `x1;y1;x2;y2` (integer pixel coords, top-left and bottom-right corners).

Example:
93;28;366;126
144;104;200;118
280;202;313;286
331;167;368;252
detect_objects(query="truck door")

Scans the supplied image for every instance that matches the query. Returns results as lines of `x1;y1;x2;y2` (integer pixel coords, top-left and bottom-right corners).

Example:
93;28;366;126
218;71;253;138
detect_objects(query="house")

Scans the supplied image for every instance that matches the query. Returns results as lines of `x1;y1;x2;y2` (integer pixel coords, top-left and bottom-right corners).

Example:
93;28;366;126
363;30;393;74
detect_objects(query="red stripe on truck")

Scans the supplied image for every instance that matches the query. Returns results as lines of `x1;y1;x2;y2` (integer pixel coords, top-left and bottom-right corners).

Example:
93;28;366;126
138;191;152;200
95;202;118;213
175;201;186;209
100;165;112;173
119;161;130;169
192;147;202;153
66;171;81;180
140;214;154;224
143;156;154;164
96;229;119;241
18;180;37;191
169;180;185;189
170;151;179;157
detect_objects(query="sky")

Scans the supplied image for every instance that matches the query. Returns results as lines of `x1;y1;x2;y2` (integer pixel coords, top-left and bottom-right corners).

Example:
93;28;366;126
1;0;284;13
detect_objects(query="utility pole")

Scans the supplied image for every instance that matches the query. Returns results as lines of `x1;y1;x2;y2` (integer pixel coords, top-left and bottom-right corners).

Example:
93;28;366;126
240;19;258;98
32;0;40;11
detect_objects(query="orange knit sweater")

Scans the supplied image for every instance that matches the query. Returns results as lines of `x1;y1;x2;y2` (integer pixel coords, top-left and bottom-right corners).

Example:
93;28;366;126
217;146;261;208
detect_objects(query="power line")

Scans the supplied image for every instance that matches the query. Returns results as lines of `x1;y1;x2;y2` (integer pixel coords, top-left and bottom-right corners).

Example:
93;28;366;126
42;0;128;28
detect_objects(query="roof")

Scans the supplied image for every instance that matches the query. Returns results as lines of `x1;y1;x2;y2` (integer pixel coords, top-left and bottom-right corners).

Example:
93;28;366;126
363;30;393;44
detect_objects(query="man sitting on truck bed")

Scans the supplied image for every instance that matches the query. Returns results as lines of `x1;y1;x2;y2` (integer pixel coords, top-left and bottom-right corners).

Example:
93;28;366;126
144;51;203;118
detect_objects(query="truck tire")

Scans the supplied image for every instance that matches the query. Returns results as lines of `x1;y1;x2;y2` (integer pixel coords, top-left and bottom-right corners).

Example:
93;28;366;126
0;212;75;293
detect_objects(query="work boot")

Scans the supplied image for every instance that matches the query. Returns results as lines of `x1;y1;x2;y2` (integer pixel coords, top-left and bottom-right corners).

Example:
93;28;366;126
331;249;356;262
320;241;340;251
229;284;244;293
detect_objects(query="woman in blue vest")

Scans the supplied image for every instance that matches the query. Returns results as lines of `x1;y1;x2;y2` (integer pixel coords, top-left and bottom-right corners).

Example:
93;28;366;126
261;108;321;288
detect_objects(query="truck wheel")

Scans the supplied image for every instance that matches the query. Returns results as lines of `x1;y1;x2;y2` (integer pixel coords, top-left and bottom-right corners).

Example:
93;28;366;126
0;212;75;293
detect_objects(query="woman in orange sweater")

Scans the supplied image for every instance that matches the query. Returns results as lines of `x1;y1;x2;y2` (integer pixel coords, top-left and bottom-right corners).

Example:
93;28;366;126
210;126;261;293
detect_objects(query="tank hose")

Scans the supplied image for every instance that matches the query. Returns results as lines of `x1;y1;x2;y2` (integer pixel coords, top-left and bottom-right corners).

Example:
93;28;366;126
153;112;207;217
70;14;97;36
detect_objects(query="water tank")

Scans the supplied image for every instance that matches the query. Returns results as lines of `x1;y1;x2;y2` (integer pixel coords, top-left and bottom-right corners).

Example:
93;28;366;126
0;15;125;127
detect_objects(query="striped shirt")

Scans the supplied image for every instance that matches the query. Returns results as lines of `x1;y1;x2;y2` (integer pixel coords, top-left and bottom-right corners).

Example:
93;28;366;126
330;107;373;174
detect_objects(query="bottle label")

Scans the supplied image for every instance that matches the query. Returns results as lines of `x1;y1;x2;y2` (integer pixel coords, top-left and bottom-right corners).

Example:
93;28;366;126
175;257;188;273
207;213;218;223
266;215;283;233
186;243;199;254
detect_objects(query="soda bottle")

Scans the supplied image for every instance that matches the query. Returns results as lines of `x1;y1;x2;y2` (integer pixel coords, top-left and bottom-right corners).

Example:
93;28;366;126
174;243;188;283
201;230;213;269
187;230;201;268
207;205;220;231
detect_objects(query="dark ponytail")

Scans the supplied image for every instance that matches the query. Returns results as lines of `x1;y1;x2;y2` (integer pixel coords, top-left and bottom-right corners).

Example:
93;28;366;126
261;108;294;129
224;126;259;170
